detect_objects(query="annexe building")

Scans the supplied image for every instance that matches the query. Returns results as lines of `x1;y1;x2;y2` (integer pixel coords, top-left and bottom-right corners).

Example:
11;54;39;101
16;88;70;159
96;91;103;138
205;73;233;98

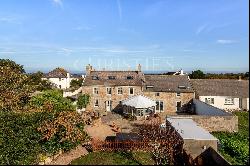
190;79;249;111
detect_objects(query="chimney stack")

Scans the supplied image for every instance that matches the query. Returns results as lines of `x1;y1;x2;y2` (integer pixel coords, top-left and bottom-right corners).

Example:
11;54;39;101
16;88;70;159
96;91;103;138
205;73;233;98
86;64;92;75
180;69;184;75
137;64;142;72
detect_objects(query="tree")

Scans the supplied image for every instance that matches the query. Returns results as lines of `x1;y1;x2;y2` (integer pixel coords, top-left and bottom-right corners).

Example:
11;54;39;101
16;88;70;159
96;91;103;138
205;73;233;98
70;78;83;89
0;59;34;111
30;90;75;112
27;71;52;91
189;70;205;79
77;94;90;109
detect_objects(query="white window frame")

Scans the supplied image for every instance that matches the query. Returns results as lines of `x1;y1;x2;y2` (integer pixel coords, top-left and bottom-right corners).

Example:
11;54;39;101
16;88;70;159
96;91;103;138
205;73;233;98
224;98;234;105
129;87;134;95
155;101;164;112
205;97;214;104
106;87;112;95
93;87;99;94
94;99;99;107
176;92;181;97
117;87;123;95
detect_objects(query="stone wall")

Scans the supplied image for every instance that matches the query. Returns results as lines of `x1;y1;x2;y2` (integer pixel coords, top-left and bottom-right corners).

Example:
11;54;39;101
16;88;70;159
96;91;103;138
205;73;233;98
143;91;194;114
82;85;143;115
174;115;238;132
184;139;217;159
82;84;194;115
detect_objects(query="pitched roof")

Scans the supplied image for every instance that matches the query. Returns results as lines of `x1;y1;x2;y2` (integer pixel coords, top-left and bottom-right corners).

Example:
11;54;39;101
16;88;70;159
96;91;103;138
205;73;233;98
43;68;68;78
190;79;249;97
83;71;145;86
143;75;194;92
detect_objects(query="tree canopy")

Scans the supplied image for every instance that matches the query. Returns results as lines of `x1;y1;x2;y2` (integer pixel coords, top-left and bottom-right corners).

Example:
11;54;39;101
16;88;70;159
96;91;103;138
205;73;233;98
0;59;34;111
189;70;205;79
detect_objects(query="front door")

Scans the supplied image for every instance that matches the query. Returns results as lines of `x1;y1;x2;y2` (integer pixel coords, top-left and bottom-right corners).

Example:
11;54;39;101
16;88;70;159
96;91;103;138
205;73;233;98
106;100;112;112
239;98;242;109
176;101;181;112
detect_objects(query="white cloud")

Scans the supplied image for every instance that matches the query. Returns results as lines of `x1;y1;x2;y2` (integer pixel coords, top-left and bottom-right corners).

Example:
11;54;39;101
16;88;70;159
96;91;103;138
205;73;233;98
52;0;63;9
0;51;16;54
117;0;122;21
196;23;233;35
216;39;238;44
0;16;22;24
73;26;92;31
196;24;208;35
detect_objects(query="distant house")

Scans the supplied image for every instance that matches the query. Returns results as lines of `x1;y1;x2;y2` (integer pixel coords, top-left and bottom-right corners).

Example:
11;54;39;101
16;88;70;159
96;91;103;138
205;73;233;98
190;79;249;111
42;67;80;89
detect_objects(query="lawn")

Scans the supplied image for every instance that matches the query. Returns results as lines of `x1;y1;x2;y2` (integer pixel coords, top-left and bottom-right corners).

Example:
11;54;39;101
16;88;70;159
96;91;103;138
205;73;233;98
212;111;249;165
70;151;155;165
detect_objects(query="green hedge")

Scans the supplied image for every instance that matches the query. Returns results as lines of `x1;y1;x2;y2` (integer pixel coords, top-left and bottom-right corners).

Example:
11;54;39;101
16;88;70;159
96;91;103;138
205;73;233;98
0;112;49;164
212;111;249;165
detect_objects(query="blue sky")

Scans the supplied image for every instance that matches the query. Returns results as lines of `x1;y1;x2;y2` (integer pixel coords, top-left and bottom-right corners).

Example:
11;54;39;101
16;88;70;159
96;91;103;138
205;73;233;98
0;0;249;73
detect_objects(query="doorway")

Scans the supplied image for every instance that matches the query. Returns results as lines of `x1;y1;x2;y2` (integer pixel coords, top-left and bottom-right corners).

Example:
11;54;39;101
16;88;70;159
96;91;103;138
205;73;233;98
106;100;112;112
176;101;181;112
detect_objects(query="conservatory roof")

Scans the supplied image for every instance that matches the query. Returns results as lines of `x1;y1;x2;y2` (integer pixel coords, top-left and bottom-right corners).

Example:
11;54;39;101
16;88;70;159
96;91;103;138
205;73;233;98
121;95;156;108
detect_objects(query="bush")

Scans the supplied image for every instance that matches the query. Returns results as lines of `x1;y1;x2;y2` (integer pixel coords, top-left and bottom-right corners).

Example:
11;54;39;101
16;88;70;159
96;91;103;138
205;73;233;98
0;111;49;165
212;111;249;165
30;90;75;112
77;94;90;109
0;90;88;165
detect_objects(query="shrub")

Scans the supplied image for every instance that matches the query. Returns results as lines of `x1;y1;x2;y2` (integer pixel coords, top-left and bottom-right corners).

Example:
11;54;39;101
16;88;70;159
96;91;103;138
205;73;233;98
30;90;75;112
0;111;49;165
77;94;90;109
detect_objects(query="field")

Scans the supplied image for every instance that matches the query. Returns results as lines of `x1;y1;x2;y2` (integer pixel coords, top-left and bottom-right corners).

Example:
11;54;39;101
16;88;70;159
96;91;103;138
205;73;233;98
212;111;249;165
70;151;155;165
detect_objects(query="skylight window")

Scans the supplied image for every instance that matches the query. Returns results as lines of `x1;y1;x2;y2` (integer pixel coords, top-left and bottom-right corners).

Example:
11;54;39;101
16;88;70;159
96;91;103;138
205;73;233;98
92;76;99;80
108;76;116;80
126;76;134;80
178;85;186;89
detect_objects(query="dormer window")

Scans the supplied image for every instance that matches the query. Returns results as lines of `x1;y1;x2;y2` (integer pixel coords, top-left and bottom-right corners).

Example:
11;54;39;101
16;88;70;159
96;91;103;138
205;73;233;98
108;76;116;80
146;85;154;89
126;76;134;80
178;85;186;89
92;76;99;80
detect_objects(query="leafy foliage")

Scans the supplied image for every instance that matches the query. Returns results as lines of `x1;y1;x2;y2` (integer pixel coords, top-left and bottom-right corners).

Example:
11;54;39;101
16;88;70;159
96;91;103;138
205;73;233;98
0;60;88;164
212;111;249;165
0;59;34;112
205;72;248;79
188;69;249;80
38;111;88;148
30;90;75;112
77;94;90;109
0;111;48;165
70;78;83;89
27;71;52;91
189;70;205;79
70;151;155;165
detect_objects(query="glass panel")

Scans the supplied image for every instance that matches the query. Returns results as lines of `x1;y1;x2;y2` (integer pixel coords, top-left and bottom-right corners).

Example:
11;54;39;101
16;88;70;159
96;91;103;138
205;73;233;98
160;102;163;111
156;101;159;111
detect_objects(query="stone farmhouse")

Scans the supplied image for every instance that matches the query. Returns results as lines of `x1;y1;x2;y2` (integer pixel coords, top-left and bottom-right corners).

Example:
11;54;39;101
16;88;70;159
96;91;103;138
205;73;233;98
81;64;195;117
42;67;81;89
190;79;249;111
